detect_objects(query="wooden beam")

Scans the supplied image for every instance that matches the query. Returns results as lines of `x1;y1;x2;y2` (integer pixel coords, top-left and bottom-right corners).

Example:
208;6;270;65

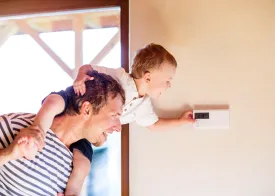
0;0;122;18
85;17;101;29
0;21;18;48
72;15;84;79
90;31;120;65
100;15;120;28
15;20;73;78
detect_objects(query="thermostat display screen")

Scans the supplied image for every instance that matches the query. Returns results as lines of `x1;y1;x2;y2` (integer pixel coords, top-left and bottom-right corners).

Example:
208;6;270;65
194;112;209;119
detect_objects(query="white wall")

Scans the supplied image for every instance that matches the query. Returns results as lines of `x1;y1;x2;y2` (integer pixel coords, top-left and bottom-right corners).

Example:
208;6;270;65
129;0;275;195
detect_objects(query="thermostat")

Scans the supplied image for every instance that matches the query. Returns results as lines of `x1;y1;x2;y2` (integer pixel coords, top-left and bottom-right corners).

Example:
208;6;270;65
193;109;229;129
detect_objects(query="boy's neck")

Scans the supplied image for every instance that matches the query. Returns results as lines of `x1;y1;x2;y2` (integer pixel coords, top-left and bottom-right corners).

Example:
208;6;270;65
133;78;147;97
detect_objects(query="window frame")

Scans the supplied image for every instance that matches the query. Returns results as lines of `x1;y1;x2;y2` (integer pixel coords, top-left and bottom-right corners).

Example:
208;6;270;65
0;0;129;196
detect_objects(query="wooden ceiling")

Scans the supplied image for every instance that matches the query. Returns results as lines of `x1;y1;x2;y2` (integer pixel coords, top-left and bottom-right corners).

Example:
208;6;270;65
1;9;120;35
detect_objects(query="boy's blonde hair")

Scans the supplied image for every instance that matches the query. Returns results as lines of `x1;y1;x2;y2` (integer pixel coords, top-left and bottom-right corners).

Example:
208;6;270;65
131;43;177;79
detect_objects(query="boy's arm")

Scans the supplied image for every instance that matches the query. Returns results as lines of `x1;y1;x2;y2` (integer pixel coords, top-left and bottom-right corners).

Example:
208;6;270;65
147;111;195;131
64;149;91;196
135;99;195;131
75;64;123;77
73;64;125;95
32;93;65;132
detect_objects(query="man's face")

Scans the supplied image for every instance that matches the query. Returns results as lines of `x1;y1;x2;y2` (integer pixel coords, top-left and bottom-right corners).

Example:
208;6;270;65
84;95;123;145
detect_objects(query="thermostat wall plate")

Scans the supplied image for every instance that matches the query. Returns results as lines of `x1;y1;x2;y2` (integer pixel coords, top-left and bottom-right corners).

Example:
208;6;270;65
193;109;230;129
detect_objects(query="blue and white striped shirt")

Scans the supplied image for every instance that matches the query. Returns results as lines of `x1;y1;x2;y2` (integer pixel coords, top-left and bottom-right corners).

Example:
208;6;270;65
0;113;73;196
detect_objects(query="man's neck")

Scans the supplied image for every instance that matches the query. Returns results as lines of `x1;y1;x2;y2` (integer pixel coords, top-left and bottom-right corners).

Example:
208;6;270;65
50;114;83;147
133;78;147;97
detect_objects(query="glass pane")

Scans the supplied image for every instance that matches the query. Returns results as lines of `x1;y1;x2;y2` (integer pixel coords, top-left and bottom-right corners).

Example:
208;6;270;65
0;7;121;196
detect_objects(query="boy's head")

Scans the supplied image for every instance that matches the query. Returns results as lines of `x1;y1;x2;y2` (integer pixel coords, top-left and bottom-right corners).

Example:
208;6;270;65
131;43;177;99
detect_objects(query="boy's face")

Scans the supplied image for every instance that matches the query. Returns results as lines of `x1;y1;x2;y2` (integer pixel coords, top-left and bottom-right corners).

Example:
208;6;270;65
145;62;176;99
83;95;123;145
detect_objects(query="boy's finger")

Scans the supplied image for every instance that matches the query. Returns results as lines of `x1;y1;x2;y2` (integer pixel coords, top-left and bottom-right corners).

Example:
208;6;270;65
31;128;45;141
186;110;193;114
189;118;196;123
74;88;80;96
79;86;84;96
30;126;46;138
188;113;193;119
74;88;78;95
81;86;86;96
87;76;94;81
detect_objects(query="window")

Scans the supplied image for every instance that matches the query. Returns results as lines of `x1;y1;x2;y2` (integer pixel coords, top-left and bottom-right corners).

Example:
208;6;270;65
0;7;126;195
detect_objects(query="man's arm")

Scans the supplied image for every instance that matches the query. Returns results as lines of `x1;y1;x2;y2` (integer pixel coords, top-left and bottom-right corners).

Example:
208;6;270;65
0;114;45;164
0;146;16;166
64;149;91;196
0;129;45;166
0;115;25;166
147;111;195;131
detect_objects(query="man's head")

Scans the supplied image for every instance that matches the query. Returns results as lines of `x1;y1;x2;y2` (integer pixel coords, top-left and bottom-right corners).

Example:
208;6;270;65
131;43;177;99
65;70;125;146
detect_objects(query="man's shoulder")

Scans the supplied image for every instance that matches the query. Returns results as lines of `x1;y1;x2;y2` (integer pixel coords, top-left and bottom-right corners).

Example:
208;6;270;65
0;113;35;148
1;112;36;120
1;113;35;128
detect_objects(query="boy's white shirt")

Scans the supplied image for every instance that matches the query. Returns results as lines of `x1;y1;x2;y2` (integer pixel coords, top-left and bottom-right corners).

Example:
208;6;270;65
92;65;159;127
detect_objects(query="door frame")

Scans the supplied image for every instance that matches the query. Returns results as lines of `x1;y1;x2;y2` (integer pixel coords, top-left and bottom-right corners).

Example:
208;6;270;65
0;0;129;195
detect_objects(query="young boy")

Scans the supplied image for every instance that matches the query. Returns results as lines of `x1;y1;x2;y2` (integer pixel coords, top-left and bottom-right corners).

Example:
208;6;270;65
19;43;195;195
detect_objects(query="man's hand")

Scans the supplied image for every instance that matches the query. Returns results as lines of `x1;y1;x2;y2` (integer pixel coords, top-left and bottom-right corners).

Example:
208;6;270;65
178;110;196;124
8;137;24;161
73;64;94;96
17;126;46;160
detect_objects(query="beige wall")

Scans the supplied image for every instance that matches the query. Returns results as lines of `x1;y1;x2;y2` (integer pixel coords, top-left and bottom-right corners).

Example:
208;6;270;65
129;0;275;195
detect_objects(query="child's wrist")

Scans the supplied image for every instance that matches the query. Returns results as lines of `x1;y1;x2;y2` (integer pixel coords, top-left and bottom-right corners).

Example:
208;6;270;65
80;64;92;74
29;124;45;135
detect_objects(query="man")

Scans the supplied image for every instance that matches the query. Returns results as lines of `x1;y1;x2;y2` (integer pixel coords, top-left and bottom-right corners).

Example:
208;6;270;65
0;71;125;196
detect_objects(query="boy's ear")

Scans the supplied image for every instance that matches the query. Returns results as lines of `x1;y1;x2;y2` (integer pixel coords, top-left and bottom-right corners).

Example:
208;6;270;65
80;101;92;118
143;71;151;83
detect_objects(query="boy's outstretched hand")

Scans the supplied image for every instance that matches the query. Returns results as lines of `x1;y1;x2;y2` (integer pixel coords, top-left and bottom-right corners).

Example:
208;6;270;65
178;110;196;124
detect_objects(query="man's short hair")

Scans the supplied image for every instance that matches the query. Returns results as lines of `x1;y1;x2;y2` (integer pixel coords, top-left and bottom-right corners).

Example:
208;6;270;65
65;70;125;116
131;43;177;79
